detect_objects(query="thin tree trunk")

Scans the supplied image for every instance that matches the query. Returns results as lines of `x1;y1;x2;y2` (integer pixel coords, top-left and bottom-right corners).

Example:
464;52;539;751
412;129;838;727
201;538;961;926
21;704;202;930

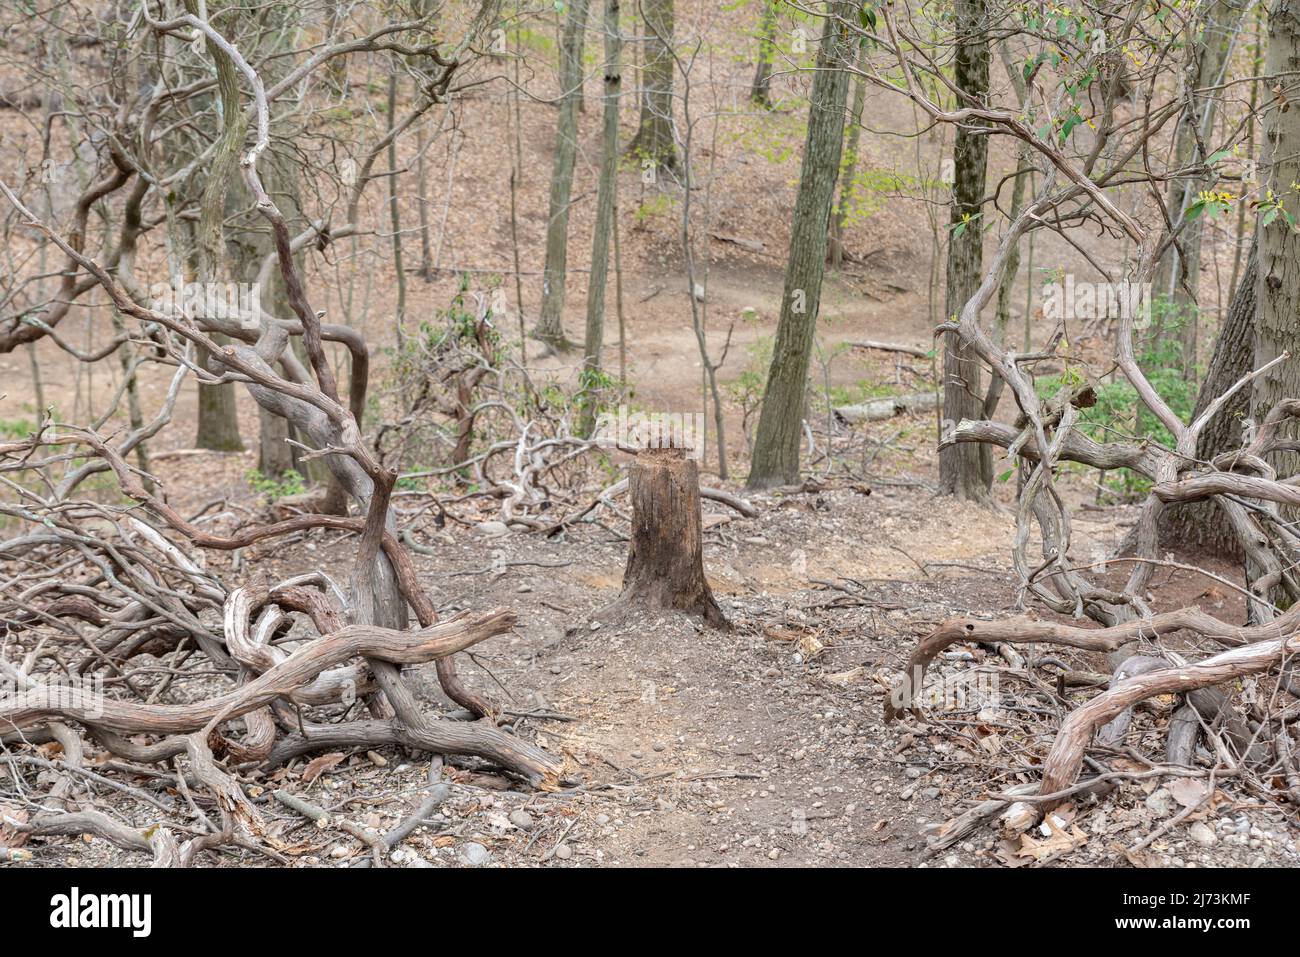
626;0;678;173
387;70;408;344
747;1;853;489
1155;0;1248;378
829;47;867;270
533;0;591;351
191;0;244;453
750;0;778;107
580;0;622;435
937;0;992;501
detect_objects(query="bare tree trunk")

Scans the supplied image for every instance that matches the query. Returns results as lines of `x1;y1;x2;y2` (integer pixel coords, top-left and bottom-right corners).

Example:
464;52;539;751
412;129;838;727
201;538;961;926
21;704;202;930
938;0;992;502
191;0;245;454
533;0;591;351
1163;237;1257;555
829;46;867;270
626;0;678;173
746;1;853;490
1253;0;1300;484
580;0;622;434
608;448;727;627
387;70;408;344
1154;0;1248;378
749;0;778;108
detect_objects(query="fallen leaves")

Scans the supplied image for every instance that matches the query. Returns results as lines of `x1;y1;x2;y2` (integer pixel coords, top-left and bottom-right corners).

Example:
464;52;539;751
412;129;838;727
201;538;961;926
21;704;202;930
300;752;345;785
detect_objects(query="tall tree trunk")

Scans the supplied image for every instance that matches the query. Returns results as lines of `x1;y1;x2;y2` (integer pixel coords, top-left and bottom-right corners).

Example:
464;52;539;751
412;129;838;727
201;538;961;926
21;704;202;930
1252;0;1300;483
533;0;591;351
750;0;778;107
829;46;867;270
191;0;245;453
387;69;408;343
1154;0;1249;378
581;0;622;435
747;1;853;489
626;0;678;173
1163;237;1257;555
938;0;992;501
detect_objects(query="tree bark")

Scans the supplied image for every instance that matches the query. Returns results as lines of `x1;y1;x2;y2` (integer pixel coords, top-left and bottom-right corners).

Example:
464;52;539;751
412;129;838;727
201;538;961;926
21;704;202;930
1162;236;1257;555
533;0;591;351
747;1;853;489
749;0;778;107
580;0;622;435
191;0;246;453
938;0;992;501
611;448;727;628
626;0;678;173
829;45;867;270
1252;0;1300;484
1154;0;1249;377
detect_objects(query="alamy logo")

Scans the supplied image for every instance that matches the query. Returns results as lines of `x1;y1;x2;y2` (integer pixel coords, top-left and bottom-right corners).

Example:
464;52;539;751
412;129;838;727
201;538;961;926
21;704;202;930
149;276;262;329
49;887;151;937
1042;275;1151;326
591;405;706;460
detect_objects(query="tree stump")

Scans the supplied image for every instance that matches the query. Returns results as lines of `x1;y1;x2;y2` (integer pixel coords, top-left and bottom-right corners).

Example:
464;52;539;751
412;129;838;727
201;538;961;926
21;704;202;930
610;447;728;629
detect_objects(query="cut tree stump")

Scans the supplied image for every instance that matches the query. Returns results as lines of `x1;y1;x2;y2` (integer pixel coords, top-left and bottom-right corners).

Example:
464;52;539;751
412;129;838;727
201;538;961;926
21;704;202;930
606;447;729;629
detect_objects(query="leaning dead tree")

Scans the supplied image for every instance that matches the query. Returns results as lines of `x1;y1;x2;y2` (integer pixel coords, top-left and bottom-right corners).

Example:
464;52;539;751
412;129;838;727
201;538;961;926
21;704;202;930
806;0;1300;823
0;3;564;865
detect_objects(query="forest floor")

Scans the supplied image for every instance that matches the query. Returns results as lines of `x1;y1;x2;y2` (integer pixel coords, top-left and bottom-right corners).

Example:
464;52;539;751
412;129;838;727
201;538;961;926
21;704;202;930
19;427;1300;869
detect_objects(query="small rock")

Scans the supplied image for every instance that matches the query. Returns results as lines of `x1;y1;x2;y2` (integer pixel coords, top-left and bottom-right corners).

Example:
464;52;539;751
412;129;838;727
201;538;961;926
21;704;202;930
553;844;572;861
1144;788;1173;816
509;809;535;830
367;750;387;767
458;842;491;866
1188;822;1218;847
474;521;509;537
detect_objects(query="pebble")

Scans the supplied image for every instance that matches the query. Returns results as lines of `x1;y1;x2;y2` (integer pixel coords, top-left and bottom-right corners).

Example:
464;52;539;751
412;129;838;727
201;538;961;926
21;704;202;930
554;844;573;861
474;521;509;537
458;842;491;866
367;751;387;767
1189;822;1217;847
509;809;535;830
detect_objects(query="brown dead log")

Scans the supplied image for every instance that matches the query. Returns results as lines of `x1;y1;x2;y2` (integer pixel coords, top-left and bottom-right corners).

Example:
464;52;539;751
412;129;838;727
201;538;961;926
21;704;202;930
605;448;728;629
884;607;1276;722
1038;632;1300;803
